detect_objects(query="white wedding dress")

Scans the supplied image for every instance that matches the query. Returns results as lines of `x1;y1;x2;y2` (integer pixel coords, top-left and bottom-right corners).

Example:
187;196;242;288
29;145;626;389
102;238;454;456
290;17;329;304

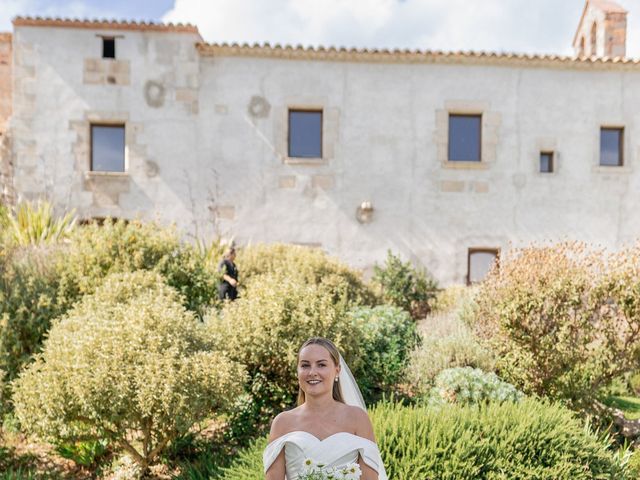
263;430;387;480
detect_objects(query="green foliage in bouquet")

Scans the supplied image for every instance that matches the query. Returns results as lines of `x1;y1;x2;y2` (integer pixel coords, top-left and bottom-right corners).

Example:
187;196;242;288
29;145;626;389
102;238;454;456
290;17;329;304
205;274;362;443
429;367;523;406
372;250;438;319
348;305;419;401
12;271;245;472
221;398;631;479
474;242;640;410
237;243;378;306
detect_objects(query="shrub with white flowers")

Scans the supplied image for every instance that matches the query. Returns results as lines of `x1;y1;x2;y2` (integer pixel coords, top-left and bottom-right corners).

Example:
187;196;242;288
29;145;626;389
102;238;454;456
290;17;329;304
430;367;523;406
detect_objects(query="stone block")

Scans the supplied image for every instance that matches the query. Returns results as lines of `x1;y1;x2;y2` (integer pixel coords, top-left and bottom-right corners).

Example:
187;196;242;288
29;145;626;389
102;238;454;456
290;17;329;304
278;175;296;188
312;175;335;190
440;180;465;192
216;205;235;220
473;181;489;193
176;88;196;103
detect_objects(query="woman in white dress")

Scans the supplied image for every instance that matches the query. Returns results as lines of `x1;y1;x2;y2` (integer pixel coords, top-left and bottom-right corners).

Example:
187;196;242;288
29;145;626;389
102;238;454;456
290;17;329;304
263;337;386;480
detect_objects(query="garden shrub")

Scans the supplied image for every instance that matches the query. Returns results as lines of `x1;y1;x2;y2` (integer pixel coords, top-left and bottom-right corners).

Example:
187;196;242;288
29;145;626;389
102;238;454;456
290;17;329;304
0;201;76;248
0;219;220;382
372;250;438;319
630;372;640;396
474;242;640;409
627;449;640;478
406;311;495;398
429;367;523;406
348;305;419;401
0;245;74;381
60;219;218;316
205;274;362;441
222;399;631;479
12;271;245;472
236;243;377;306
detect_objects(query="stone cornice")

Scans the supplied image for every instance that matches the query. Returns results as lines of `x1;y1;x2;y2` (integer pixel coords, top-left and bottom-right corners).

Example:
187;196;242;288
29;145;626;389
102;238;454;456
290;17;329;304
12;16;200;36
196;42;640;70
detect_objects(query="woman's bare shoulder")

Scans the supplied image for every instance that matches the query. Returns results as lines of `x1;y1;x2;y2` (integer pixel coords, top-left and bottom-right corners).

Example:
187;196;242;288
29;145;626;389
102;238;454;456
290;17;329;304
343;405;375;441
268;407;302;442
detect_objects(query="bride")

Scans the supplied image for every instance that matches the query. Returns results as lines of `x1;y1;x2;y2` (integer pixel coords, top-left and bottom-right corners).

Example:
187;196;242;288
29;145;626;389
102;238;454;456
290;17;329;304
263;337;387;480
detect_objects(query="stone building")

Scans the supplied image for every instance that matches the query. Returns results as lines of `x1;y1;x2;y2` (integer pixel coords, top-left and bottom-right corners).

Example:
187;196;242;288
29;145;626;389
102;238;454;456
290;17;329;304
0;0;638;284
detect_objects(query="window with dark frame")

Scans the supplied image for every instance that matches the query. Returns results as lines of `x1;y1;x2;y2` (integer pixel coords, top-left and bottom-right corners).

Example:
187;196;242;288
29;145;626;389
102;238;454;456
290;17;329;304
91;124;125;172
600;127;623;166
448;114;481;162
102;37;115;59
288;109;322;158
540;151;554;173
467;248;499;285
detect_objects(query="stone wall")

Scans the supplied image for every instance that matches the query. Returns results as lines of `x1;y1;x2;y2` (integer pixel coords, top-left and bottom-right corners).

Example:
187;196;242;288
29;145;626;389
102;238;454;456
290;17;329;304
0;33;12;205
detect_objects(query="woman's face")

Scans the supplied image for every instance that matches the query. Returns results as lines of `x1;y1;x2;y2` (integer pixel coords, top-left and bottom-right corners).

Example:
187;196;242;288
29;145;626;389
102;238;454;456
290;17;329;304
297;344;340;398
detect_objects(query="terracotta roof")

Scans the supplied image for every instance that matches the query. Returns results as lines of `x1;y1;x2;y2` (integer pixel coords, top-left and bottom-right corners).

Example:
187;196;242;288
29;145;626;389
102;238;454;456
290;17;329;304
196;42;640;69
12;16;200;35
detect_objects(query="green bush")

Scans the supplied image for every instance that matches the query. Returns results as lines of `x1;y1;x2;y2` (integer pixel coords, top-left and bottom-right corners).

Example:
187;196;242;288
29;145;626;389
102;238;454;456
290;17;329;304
474;242;640;410
223;399;631;479
0;201;76;248
60;219;218;316
348;305;419;401
406;311;495;398
372;250;438;319
429;367;523;406
0;245;74;381
237;243;377;306
205;274;362;442
12;271;245;472
630;372;640;396
0;219;219;382
627;449;640;478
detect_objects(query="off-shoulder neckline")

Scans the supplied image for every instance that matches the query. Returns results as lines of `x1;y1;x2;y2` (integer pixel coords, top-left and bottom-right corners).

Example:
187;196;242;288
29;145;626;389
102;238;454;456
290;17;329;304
266;430;376;447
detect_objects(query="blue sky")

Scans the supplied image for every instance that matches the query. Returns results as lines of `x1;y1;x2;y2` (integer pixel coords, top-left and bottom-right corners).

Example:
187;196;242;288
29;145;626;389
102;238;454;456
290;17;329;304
1;0;638;57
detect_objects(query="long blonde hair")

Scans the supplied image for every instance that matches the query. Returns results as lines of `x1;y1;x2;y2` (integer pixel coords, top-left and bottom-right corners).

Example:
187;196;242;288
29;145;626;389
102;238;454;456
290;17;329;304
297;337;345;406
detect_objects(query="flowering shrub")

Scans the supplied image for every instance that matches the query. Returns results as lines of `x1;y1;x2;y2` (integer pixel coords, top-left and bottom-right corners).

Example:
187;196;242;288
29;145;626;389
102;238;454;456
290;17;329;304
237;243;377;306
372;250;438;319
429;367;523;406
12;271;245;472
474;242;640;409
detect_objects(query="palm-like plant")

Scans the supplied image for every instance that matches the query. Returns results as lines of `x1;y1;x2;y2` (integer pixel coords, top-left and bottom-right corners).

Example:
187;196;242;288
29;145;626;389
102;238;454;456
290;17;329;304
1;201;77;247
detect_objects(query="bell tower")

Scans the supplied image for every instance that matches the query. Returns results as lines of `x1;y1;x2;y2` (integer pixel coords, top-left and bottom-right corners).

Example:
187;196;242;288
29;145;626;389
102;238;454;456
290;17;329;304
573;0;628;58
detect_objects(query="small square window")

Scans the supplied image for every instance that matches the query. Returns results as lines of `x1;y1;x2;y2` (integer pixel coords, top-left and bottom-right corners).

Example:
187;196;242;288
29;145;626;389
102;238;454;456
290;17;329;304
288;110;322;158
91;124;125;172
449;114;481;162
540;152;554;173
102;38;115;59
467;248;499;284
600;127;623;166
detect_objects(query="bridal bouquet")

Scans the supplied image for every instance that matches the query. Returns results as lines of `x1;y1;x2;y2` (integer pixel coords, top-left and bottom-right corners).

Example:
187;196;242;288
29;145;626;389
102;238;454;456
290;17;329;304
300;458;361;480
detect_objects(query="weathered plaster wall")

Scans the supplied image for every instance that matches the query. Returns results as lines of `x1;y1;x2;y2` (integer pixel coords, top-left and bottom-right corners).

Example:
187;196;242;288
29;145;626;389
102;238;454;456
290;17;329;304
9;24;640;284
10;25;202;223
197;56;640;283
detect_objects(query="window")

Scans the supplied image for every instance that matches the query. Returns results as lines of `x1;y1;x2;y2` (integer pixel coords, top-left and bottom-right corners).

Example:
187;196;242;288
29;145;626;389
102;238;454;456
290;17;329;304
288;110;322;158
600;127;623;166
102;37;115;59
590;22;597;56
91;124;125;172
540;151;554;173
467;248;499;284
448;114;481;162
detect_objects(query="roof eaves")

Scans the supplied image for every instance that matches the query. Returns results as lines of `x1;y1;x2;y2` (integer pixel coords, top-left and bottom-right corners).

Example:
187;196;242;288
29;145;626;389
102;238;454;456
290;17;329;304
12;16;201;37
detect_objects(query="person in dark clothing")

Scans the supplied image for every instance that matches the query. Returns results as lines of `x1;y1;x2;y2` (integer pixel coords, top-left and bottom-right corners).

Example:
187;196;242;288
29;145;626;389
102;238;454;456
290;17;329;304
218;247;239;301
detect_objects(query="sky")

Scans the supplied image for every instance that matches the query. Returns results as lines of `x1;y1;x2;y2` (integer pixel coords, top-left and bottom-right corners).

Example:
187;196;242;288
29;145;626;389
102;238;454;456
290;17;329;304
0;0;638;57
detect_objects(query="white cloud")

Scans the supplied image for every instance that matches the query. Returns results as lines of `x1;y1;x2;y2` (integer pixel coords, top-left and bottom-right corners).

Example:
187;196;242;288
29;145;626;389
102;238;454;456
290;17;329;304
163;0;640;57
